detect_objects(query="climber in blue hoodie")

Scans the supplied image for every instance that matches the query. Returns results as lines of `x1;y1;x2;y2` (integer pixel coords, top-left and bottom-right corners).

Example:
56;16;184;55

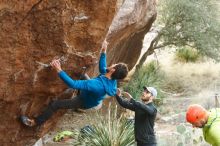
20;40;129;127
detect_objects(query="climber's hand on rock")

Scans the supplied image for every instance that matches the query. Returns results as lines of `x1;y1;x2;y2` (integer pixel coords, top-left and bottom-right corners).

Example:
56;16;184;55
101;39;109;53
50;59;62;73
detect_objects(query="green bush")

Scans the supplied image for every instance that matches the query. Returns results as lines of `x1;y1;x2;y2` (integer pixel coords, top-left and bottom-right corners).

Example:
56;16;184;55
72;106;135;146
123;61;165;101
175;47;200;62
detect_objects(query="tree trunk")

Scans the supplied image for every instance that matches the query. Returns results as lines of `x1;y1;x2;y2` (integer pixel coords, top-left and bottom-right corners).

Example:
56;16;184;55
134;33;160;73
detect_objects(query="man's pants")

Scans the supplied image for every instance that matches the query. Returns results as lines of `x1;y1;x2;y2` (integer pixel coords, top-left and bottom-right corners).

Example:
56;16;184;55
35;74;90;125
35;96;84;125
137;142;157;146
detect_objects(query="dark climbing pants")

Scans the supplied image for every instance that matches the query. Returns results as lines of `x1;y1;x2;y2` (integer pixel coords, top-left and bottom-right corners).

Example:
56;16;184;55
35;95;84;125
35;74;90;125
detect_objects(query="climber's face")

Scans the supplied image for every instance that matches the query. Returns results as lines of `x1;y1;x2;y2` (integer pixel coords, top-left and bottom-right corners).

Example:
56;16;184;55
106;64;117;73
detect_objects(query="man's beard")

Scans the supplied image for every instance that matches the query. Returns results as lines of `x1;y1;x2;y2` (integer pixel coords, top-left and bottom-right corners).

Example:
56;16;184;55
141;97;150;102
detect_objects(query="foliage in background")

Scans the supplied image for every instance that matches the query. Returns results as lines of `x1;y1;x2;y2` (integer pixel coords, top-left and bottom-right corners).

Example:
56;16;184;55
136;0;220;73
123;61;165;101
72;106;135;146
157;0;220;59
175;47;200;63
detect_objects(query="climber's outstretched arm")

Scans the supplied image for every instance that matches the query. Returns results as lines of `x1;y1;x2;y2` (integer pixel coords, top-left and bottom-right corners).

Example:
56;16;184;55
99;39;109;74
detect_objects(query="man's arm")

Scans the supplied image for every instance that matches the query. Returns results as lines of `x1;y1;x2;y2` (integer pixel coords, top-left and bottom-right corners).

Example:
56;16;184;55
115;95;135;111
122;91;156;115
130;99;157;115
58;71;100;91
50;60;99;91
115;89;135;111
99;40;108;74
99;53;107;74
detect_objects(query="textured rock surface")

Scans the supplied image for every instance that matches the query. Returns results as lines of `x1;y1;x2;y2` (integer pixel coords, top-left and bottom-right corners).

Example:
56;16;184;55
107;0;157;69
0;0;156;145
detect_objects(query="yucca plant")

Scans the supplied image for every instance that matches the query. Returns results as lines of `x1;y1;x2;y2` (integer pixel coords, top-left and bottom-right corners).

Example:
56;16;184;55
72;105;135;146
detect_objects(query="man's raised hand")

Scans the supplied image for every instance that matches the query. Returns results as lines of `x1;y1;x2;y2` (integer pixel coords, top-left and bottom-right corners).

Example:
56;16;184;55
101;39;109;53
123;92;133;100
116;88;122;97
50;59;62;73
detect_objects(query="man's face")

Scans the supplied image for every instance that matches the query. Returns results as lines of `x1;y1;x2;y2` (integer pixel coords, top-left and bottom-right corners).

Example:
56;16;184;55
107;64;117;73
140;89;152;102
191;119;206;128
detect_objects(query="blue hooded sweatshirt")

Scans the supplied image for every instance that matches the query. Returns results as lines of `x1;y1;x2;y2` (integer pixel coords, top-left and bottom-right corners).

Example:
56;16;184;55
58;53;117;109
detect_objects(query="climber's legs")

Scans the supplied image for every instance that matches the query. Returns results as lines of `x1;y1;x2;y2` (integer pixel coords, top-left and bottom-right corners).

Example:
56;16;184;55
35;95;84;125
20;96;84;127
20;70;90;127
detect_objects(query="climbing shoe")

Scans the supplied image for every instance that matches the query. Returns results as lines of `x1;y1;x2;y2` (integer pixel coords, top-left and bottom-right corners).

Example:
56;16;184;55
20;115;36;127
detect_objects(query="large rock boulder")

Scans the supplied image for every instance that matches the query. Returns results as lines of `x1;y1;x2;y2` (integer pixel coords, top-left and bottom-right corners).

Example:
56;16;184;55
0;0;156;145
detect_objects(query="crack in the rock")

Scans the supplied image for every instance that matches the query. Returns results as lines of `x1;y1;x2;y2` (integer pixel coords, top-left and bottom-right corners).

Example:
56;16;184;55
16;0;44;28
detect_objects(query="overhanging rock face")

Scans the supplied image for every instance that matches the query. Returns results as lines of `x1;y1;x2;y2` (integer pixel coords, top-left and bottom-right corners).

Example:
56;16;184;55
0;0;156;145
107;0;157;69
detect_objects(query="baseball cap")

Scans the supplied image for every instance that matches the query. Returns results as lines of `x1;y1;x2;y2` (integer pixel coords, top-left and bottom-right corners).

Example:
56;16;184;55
143;86;157;97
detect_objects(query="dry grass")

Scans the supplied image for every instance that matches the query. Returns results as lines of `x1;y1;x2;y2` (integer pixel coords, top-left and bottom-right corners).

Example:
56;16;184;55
147;48;220;96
